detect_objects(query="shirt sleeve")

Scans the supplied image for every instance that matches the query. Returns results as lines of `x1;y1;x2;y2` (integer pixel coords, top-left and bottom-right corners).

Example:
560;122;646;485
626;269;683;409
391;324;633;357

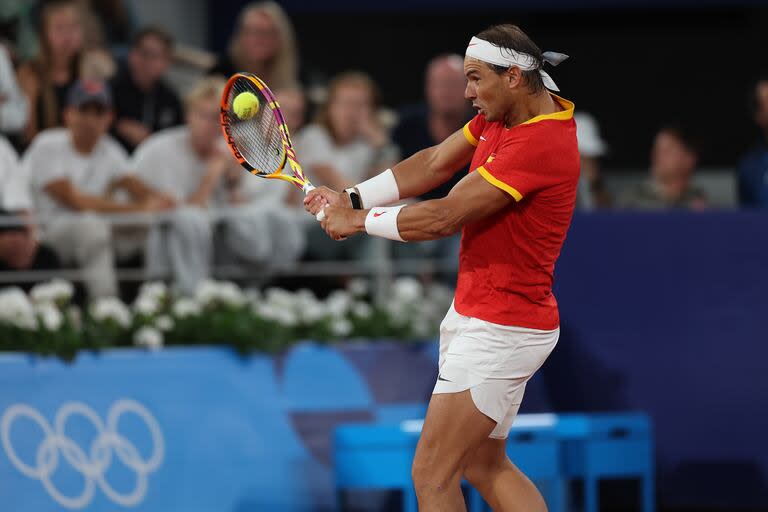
0;48;29;133
475;136;558;202
462;115;486;147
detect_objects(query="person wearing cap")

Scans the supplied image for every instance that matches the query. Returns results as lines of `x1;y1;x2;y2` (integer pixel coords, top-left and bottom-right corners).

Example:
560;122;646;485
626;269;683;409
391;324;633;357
22;79;175;299
305;24;578;511
574;111;611;209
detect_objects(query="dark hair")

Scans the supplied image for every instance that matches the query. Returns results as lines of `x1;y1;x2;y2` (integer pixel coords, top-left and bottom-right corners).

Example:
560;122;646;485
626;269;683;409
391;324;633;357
658;124;698;156
132;25;174;51
475;24;545;94
748;72;768;115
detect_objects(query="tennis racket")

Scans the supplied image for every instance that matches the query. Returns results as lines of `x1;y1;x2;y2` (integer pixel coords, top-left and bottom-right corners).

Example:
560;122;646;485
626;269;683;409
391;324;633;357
220;72;325;221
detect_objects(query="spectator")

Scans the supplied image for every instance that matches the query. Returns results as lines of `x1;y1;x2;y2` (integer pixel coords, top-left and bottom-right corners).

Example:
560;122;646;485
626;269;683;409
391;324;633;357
110;26;182;152
619;126;707;210
392;54;472;201
574;111;611;209
275;83;307;136
23;79;174;299
0;44;28;136
0;135;60;289
17;0;84;146
295;71;398;191
80;46;117;81
209;1;298;90
133;77;305;295
738;76;768;207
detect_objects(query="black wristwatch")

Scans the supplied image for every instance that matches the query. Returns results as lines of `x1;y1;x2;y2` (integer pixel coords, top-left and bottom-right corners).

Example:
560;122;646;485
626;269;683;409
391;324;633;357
345;187;363;209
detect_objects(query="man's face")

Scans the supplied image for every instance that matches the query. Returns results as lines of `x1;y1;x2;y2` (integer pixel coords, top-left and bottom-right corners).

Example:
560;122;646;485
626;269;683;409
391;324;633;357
651;131;696;186
186;96;221;150
463;57;513;123
129;36;171;86
65;104;112;147
753;81;768;131
426;58;468;115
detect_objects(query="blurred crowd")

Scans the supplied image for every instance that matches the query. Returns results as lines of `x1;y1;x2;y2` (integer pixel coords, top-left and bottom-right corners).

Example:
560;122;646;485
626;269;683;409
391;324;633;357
1;0;767;302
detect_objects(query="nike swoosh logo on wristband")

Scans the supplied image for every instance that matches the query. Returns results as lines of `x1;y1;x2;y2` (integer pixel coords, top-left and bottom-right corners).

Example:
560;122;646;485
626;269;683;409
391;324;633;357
373;212;386;218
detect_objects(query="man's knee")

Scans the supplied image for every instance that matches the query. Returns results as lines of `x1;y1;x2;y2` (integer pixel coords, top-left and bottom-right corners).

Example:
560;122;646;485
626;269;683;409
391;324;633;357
71;215;112;254
411;443;458;497
170;207;211;240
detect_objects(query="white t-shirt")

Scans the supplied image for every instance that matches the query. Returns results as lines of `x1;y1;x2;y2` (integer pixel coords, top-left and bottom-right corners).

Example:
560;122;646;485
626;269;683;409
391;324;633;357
0;135;32;210
131;126;288;207
23;128;130;217
293;124;398;186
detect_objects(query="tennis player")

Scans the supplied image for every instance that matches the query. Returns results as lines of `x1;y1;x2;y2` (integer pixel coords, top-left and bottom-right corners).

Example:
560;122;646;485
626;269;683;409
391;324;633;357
306;24;578;511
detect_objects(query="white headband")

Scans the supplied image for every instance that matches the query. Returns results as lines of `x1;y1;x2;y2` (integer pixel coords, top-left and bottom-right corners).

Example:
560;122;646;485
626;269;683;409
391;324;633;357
465;36;568;91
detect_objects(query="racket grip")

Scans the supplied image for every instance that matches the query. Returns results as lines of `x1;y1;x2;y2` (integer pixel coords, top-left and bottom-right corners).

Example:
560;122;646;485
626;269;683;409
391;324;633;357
316;209;326;222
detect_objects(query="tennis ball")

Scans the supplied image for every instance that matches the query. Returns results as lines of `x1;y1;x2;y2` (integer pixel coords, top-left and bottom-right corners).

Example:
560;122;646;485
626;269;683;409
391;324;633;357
233;92;260;120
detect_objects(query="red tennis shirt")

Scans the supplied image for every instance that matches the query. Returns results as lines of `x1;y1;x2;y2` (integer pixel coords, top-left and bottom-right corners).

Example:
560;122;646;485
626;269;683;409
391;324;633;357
453;94;579;330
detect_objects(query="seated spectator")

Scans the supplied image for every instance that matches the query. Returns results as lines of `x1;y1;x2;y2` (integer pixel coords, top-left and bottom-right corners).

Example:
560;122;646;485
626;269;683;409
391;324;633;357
23;79;174;299
295;71;398;191
619;126;707;210
574;111;611;209
392;54;472;200
17;0;84;147
390;54;471;279
738;76;768;207
132;77;305;295
0;43;28;137
0;135;60;289
208;1;298;90
110;26;182;152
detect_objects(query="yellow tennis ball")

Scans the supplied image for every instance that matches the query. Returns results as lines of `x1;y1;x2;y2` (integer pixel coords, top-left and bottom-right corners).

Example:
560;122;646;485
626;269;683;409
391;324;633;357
233;92;260;120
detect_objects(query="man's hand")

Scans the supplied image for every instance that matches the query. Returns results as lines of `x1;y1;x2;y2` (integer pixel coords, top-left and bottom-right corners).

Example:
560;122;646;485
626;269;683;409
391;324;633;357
319;205;366;241
304;186;351;216
116;119;151;147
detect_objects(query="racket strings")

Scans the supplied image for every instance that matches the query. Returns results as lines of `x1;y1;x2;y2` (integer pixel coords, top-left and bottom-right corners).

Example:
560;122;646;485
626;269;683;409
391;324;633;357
225;79;285;176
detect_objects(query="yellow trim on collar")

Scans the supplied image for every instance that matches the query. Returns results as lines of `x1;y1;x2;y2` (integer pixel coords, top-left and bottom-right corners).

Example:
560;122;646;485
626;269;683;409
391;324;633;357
521;94;575;126
463;122;479;146
477;166;523;201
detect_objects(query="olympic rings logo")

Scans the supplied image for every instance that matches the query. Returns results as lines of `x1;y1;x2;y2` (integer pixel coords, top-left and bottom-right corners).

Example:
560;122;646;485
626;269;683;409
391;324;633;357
1;400;164;509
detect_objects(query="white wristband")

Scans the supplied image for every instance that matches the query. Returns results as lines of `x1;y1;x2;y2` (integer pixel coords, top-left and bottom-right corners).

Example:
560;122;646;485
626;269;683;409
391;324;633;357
356;168;399;209
365;205;406;242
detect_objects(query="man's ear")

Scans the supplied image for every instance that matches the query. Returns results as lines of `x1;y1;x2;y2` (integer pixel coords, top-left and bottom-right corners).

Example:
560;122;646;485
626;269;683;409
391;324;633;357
506;66;522;89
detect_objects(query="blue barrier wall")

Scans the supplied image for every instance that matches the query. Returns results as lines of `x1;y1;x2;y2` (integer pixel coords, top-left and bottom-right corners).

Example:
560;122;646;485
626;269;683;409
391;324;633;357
1;212;766;509
546;211;768;508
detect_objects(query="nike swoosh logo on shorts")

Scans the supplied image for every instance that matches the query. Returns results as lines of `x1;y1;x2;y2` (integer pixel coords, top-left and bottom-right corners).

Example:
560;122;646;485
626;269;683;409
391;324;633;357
480;136;487;141
437;374;451;382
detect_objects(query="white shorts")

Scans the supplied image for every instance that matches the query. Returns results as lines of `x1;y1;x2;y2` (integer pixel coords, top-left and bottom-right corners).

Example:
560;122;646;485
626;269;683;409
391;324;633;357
432;303;559;439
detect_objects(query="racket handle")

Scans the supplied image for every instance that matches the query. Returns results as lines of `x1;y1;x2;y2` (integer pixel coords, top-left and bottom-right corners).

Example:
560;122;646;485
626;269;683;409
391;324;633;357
303;183;327;221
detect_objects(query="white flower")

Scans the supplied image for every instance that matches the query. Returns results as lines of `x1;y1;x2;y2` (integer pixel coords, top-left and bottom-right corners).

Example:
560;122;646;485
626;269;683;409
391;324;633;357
138;281;167;302
133;296;160;316
254;303;298;327
30;279;74;305
172;298;201;318
155;315;174;332
90;297;132;328
0;287;40;330
244;288;262;305
325;290;351;318
265;288;295;309
300;301;326;324
351;301;373;319
35;302;63;331
133;326;163;351
347;278;369;298
194;279;219;305
330;317;353;337
195;279;246;307
392;277;423;303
